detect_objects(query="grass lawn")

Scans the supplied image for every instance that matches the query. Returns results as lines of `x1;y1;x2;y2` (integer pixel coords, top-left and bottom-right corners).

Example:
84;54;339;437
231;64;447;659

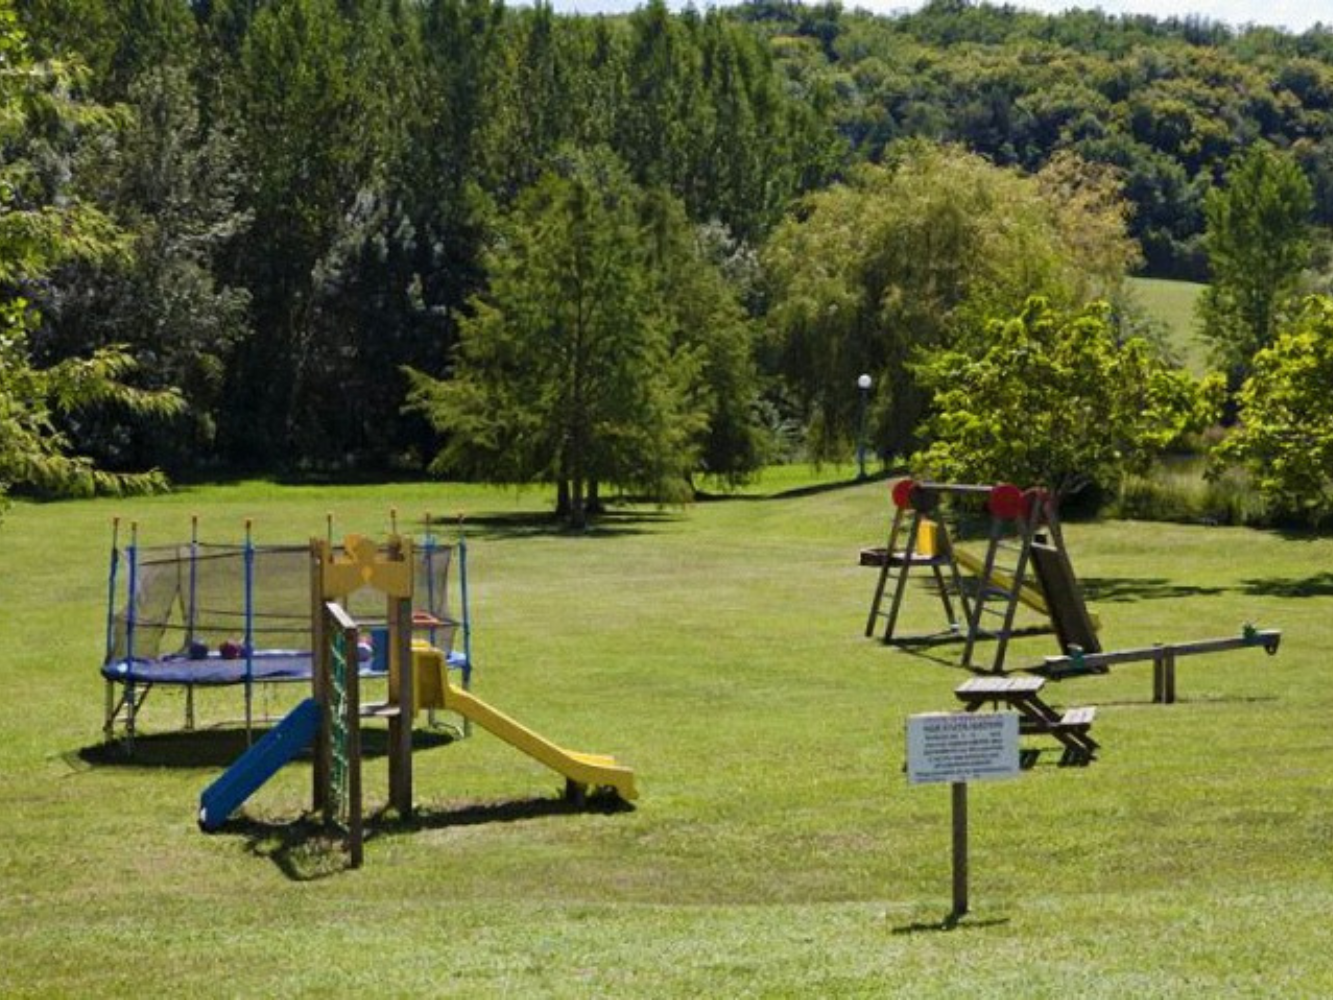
1128;276;1209;375
3;468;1332;996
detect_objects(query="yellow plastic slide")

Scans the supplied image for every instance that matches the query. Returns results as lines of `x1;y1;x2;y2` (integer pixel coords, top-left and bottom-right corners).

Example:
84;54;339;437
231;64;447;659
951;546;1101;630
412;645;637;801
951;546;1052;616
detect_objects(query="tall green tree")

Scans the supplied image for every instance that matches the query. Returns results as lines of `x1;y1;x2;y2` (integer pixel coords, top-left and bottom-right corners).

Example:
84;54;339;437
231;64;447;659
220;0;395;467
405;149;705;528
639;190;769;486
1213;295;1333;524
1198;144;1315;388
33;64;250;473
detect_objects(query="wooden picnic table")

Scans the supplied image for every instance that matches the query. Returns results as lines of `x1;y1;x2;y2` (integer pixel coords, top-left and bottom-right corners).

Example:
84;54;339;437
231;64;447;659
954;675;1098;764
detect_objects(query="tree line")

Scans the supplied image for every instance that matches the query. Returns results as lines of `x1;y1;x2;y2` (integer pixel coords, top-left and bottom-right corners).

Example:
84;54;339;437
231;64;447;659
5;0;1333;524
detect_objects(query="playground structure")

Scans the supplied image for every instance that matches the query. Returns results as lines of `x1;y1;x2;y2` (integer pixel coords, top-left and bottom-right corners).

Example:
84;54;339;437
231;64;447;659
863;479;1283;711
192;528;635;864
864;480;1101;672
101;515;467;744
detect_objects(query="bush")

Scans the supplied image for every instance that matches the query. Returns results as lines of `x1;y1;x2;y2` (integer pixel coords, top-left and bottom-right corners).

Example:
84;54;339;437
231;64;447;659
1112;460;1267;526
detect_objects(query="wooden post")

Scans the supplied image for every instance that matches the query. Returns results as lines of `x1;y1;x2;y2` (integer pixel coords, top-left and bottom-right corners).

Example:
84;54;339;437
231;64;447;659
952;781;969;918
388;592;415;818
1164;648;1177;705
310;539;330;816
344;617;363;869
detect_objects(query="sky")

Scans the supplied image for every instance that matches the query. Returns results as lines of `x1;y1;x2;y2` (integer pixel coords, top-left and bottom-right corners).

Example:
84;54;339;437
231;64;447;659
545;0;1330;34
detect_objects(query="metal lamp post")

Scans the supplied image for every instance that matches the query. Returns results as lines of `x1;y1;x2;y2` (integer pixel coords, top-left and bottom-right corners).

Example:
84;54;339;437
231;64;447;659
856;373;872;479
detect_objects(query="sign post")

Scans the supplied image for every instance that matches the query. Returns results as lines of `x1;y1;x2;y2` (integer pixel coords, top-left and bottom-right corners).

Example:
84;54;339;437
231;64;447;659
906;712;1020;918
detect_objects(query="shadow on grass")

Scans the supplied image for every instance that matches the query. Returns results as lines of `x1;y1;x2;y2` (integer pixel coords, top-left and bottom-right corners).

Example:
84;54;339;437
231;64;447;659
72;726;457;770
222;792;634;881
696;470;894;503
872;626;1055;669
1079;577;1229;602
892;913;1011;934
1240;571;1333;598
430;508;681;542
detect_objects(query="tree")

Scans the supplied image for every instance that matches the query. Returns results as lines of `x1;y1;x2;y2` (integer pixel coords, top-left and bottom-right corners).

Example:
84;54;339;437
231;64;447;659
1213;295;1333;524
32;63;251;474
639;193;769;486
0;302;182;507
0;4;182;517
762;142;1138;464
404;149;705;528
219;0;395;467
913;297;1220;498
1198;144;1315;387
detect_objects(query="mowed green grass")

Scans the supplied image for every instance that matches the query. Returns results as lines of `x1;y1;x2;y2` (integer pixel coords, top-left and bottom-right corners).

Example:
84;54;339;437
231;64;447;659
1128;276;1209;375
3;471;1333;996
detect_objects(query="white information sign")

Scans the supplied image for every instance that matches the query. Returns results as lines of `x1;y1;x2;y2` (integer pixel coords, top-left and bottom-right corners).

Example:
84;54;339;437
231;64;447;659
906;712;1020;785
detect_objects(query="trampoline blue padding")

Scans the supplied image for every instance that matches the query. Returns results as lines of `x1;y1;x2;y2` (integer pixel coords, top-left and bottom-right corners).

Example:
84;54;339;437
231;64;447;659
101;648;468;686
104;650;335;686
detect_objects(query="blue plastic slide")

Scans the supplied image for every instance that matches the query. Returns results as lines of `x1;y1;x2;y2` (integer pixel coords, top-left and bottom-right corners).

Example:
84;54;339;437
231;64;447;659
198;698;321;832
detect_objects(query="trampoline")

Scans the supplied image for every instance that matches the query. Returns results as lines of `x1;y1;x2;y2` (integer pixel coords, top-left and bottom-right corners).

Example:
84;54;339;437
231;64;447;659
101;520;469;742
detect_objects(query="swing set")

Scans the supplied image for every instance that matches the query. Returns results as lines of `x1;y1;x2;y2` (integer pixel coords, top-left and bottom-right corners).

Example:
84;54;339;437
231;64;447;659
863;478;1283;702
863;479;1101;673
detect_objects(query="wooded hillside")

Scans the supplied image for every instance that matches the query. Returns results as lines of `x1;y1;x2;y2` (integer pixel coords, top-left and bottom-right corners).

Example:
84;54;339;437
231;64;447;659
7;0;1332;502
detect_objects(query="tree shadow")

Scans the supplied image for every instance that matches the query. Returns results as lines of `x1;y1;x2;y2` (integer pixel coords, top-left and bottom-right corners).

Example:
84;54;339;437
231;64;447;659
222;792;634;881
1078;577;1229;603
696;469;895;503
417;508;681;542
71;725;457;771
1240;572;1333;598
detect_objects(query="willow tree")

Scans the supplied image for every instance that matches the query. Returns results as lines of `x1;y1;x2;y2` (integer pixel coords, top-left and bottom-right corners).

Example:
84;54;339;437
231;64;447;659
762;142;1139;464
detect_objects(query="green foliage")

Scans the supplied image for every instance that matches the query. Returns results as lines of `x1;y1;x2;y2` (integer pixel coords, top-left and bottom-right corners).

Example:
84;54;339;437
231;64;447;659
30;62;251;471
1214;295;1333;524
914;297;1221;497
0;6;183;514
0;300;180;506
1198;145;1315;384
14;0;1333;489
741;0;1333;277
1113;460;1266;526
406;149;716;526
763;143;1137;462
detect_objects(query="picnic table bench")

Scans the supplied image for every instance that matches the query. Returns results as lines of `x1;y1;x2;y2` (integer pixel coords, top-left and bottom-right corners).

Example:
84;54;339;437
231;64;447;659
954;675;1098;765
